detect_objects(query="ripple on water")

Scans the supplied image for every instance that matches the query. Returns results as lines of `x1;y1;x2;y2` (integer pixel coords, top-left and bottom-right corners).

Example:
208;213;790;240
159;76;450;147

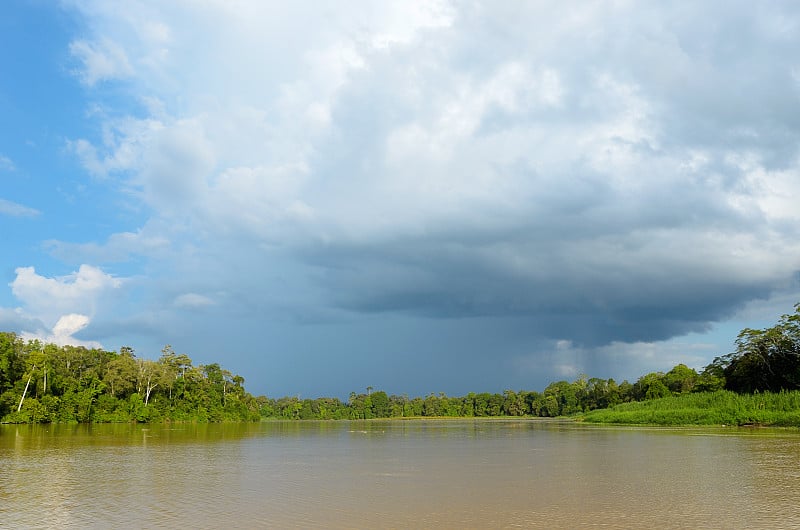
3;421;800;528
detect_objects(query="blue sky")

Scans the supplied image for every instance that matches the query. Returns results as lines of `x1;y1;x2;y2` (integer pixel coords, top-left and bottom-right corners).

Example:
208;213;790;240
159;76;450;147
2;1;799;398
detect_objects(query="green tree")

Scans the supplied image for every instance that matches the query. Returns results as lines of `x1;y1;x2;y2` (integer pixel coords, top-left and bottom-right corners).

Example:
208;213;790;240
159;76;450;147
544;381;579;415
104;348;137;397
485;393;503;416
716;305;800;393
634;373;670;400
502;390;527;416
0;333;24;405
695;364;726;392
585;378;619;410
472;393;489;416
370;391;390;417
423;393;442;416
663;364;698;394
136;358;163;406
348;392;372;419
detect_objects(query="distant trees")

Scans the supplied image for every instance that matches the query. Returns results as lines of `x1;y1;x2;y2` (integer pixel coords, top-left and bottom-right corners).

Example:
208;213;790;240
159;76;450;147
0;329;722;423
2;303;798;424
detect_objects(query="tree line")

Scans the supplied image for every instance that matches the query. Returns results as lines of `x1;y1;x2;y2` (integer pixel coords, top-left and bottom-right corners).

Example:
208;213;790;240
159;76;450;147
255;302;800;420
259;364;707;420
1;303;798;423
0;336;261;423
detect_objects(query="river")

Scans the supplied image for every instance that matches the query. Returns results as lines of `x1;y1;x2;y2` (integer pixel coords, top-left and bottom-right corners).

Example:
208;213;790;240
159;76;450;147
2;420;799;528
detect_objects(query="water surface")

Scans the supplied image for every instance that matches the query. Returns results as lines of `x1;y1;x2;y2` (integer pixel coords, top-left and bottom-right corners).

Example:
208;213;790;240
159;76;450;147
2;420;799;528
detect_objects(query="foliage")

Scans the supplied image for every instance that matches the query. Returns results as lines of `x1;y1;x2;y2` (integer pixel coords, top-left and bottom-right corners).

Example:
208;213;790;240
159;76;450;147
258;303;800;423
3;302;800;425
0;333;260;424
581;389;800;427
708;304;800;393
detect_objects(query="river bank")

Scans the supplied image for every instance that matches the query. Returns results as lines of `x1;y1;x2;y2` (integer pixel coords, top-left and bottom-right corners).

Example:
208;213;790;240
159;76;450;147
579;390;800;427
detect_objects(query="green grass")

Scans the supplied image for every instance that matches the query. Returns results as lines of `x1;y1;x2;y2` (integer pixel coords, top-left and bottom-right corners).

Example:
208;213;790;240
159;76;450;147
580;390;800;427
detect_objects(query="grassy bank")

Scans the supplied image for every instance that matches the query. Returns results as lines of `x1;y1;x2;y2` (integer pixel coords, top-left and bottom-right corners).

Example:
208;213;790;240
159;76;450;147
580;390;800;427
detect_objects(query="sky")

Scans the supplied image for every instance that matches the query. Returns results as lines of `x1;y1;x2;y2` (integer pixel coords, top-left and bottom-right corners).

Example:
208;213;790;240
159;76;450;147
1;1;799;399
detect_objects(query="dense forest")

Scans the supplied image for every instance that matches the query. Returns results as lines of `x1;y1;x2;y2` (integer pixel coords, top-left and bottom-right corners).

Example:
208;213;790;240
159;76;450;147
0;338;263;423
1;303;798;424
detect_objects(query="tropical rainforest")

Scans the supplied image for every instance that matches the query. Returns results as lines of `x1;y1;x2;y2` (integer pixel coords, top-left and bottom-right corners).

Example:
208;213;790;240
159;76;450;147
1;304;799;425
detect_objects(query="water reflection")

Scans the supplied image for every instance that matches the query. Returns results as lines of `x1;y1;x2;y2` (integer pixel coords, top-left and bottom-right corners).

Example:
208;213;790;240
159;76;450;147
2;420;800;528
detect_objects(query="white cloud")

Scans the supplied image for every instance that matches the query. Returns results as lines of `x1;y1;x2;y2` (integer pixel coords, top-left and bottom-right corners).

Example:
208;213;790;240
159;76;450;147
173;293;214;308
67;117;165;178
10;265;123;326
0;154;14;171
63;1;800;276
70;38;134;85
52;313;91;337
513;336;721;385
0;198;40;217
596;341;715;373
20;313;102;349
44;227;171;264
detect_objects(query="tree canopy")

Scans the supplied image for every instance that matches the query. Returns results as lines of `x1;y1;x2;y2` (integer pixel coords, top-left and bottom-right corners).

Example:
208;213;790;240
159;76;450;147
0;335;260;423
707;303;800;393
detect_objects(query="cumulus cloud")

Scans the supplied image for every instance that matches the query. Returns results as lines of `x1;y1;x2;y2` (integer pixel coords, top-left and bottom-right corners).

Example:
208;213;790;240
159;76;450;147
10;265;123;326
18;314;102;349
46;1;800;392
2;266;130;351
52;313;91;337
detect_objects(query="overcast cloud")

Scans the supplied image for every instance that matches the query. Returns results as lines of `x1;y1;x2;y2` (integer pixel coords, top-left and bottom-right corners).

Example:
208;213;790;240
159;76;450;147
1;1;799;397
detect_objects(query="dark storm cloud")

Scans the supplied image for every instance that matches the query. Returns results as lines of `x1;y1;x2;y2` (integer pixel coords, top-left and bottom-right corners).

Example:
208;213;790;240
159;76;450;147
276;1;800;355
301;218;781;347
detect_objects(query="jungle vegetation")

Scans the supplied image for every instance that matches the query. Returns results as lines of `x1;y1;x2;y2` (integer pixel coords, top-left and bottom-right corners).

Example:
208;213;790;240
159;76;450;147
0;339;262;423
1;303;799;425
